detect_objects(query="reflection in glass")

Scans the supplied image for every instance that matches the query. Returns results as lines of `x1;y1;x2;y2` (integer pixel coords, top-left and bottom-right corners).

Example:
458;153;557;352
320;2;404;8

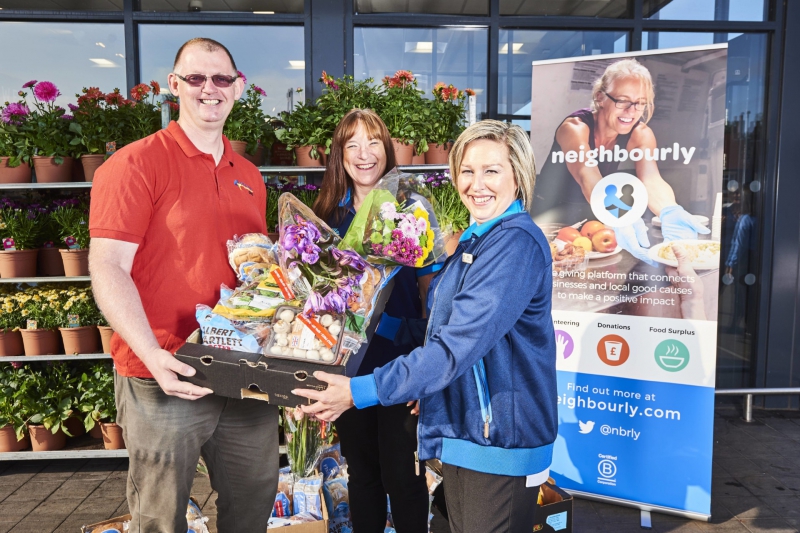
355;0;487;15
644;0;765;21
354;27;488;116
139;25;304;115
0;22;126;109
500;0;631;17
0;0;121;9
139;0;302;13
499;30;628;129
643;32;768;388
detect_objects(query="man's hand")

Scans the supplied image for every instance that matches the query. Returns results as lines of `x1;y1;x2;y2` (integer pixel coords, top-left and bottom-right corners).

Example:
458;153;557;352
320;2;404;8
292;372;354;422
140;348;213;400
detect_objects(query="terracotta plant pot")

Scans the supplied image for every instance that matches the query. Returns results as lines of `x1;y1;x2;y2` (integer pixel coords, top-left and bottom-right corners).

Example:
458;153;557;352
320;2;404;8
294;145;325;167
59;248;89;277
20;328;61;356
0;249;38;278
425;142;452;164
89;423;103;439
412;151;426;165
59;326;100;355
229;140;248;157
37;246;65;277
271;142;295;166
0;157;32;183
28;424;66;452
101;422;125;450
244;144;265;166
98;326;114;354
0;329;24;357
391;139;414;165
64;416;86;438
0;425;30;452
445;230;465;256
32;156;73;183
80;154;105;182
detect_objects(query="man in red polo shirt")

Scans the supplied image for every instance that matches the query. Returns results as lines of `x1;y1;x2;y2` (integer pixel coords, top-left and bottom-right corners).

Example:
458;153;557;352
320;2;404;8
89;38;277;533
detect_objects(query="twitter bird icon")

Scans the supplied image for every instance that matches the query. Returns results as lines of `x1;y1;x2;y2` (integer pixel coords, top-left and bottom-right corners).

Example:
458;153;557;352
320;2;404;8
578;421;595;434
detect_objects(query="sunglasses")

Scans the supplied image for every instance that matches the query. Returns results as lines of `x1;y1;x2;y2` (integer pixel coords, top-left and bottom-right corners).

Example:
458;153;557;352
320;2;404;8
173;73;239;88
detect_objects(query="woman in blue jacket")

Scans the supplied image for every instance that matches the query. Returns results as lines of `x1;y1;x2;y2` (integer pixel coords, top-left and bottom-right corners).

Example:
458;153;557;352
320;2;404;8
295;120;558;533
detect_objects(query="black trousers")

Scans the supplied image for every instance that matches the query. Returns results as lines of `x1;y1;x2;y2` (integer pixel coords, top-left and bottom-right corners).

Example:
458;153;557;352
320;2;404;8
336;402;429;533
442;463;539;533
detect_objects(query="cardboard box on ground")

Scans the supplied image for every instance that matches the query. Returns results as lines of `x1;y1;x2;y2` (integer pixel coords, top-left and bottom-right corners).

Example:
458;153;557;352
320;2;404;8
270;489;329;533
175;278;394;407
81;497;208;533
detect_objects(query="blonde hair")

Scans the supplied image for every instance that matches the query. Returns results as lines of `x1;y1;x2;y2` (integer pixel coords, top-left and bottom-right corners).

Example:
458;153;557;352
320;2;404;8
591;58;655;123
449;120;536;211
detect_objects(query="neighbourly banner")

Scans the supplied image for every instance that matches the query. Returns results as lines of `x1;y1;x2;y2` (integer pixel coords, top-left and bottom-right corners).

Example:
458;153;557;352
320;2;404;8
530;44;727;519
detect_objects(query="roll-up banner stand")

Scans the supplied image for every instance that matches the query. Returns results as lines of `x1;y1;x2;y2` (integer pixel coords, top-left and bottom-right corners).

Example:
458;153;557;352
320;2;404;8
530;44;727;520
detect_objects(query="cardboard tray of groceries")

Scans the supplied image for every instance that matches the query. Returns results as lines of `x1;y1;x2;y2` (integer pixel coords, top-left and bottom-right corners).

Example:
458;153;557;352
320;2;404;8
175;278;394;407
270;489;329;533
533;481;574;533
82;498;204;533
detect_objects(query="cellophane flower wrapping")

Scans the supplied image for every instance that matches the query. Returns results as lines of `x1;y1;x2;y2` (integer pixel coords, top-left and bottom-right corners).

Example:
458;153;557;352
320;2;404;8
282;406;333;477
340;168;445;268
277;193;394;356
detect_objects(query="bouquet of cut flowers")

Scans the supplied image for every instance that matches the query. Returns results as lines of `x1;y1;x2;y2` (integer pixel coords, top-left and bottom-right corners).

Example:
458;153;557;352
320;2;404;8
340;168;445;268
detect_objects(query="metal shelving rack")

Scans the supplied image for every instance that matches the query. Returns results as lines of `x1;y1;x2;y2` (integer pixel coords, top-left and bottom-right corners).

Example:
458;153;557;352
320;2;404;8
0;164;448;460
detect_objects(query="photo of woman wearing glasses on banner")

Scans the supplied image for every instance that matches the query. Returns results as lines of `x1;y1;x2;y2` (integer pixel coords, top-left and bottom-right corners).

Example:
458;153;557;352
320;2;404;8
532;59;709;265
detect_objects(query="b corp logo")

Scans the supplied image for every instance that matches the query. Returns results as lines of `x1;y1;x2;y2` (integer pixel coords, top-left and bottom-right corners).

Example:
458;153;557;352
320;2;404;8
598;459;617;479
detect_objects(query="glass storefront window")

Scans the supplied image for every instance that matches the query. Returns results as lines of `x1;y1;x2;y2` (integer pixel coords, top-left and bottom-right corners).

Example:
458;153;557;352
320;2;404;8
500;0;631;18
139;25;304;115
644;0;765;21
355;0;488;15
499;30;628;129
0;1;121;9
139;0;302;14
354;27;488;116
0;22;126;108
643;32;768;389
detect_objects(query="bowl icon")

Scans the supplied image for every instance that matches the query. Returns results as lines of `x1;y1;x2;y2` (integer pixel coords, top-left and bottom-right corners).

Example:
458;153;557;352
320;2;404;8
654;340;690;372
658;355;685;368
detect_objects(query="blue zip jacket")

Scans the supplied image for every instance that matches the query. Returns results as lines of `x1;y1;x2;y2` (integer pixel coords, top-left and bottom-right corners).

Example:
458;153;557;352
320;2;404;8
351;201;558;477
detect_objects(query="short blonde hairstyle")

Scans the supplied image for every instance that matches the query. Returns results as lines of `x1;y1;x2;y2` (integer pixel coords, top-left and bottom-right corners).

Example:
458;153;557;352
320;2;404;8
591;58;655;123
449;120;536;211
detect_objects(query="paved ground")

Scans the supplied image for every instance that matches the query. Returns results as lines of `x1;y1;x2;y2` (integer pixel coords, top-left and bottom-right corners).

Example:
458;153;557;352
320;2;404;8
0;404;798;533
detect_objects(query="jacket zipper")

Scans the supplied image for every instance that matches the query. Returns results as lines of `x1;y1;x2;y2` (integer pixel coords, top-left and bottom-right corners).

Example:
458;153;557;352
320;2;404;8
473;359;493;439
416;244;463;473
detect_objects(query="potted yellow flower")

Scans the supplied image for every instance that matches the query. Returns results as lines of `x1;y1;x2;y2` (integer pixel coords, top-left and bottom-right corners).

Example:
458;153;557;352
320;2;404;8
0;290;24;356
18;286;62;355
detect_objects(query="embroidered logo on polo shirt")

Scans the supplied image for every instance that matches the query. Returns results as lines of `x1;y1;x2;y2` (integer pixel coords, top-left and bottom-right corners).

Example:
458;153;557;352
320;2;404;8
234;180;254;196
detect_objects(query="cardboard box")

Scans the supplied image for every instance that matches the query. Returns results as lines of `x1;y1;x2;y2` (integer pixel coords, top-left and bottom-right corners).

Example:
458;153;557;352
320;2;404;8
81;498;203;533
175;277;394;407
533;482;573;533
269;489;329;532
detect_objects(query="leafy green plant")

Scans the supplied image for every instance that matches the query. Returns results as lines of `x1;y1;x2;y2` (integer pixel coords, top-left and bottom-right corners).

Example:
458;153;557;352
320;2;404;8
224;82;275;155
49;198;89;249
425;83;469;147
315;71;379;154
0;365;30;440
69;87;127;155
426;171;470;234
77;362;116;430
0;200;46;250
60;286;104;327
0;290;23;331
120;82;162;147
0;100;34;167
14;81;74;162
274;101;327;160
282;406;333;477
17;363;79;436
375;70;429;150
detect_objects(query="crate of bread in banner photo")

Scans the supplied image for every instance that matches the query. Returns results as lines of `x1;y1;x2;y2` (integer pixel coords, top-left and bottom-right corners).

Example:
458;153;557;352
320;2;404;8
176;170;445;407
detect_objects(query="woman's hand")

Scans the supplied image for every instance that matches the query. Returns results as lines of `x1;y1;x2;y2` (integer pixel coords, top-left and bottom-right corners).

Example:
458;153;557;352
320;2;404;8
407;400;420;415
292;372;355;422
660;205;711;242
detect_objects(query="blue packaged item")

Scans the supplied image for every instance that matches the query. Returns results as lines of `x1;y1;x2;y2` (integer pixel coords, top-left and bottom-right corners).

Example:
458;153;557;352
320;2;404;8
196;305;263;353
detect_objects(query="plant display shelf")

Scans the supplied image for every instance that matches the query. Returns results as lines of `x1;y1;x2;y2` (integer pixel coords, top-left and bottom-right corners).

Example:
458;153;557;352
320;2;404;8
0;353;111;362
0;448;128;461
0;276;91;284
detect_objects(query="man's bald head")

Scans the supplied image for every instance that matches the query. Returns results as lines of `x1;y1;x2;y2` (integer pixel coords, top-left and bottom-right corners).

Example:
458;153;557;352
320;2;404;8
173;37;237;73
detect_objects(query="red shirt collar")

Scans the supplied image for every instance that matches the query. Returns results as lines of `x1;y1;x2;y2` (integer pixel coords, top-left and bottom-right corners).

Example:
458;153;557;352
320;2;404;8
166;120;235;166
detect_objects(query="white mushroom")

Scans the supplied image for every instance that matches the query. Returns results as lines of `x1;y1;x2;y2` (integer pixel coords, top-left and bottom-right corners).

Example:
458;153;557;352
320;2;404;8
281;346;293;356
273;320;290;334
320;314;334;327
312;338;323;349
306;350;321;361
331;320;342;328
275;336;289;347
270;345;284;355
320;348;336;362
279;309;296;323
328;324;342;337
292;348;307;359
